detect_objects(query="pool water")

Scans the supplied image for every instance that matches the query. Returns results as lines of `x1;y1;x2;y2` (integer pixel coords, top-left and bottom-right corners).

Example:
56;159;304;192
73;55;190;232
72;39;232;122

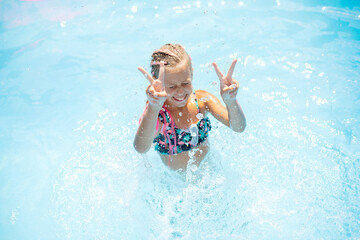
1;0;360;239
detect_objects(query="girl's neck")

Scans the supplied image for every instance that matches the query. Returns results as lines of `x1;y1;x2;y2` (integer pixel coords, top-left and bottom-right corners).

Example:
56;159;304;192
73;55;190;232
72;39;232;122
164;103;188;113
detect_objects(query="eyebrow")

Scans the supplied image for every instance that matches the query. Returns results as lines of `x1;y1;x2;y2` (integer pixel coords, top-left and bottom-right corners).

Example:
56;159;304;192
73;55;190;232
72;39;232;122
168;79;191;84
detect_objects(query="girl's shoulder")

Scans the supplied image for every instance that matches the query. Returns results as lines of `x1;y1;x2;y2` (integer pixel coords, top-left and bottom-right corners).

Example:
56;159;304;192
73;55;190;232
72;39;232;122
194;89;215;113
194;89;209;105
194;89;211;99
194;89;218;103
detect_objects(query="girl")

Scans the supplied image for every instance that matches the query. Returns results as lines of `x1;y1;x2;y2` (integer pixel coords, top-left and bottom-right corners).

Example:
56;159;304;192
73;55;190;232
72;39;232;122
134;43;246;171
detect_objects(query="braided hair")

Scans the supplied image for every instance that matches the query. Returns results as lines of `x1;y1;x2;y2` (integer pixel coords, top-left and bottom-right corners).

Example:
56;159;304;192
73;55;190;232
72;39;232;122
150;43;193;79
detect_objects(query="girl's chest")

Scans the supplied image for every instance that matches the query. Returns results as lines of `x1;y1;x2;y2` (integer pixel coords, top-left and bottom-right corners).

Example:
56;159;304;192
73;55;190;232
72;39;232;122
170;104;205;129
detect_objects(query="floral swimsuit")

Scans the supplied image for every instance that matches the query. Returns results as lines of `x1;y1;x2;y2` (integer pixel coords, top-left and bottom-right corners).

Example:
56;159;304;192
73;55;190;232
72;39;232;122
153;93;212;155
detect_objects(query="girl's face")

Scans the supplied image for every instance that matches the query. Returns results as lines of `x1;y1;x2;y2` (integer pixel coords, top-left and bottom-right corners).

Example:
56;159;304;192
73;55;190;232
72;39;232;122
164;61;193;108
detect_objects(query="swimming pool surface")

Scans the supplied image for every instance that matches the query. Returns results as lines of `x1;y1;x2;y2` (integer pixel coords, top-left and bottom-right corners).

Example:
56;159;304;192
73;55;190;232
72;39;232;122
1;0;360;239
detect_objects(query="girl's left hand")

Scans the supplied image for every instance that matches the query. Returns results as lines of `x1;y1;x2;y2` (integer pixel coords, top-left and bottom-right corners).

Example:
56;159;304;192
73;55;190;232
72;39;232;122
212;59;239;103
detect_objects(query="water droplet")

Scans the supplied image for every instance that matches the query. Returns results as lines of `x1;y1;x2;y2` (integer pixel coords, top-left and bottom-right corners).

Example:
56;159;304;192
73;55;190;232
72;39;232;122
131;6;138;13
189;164;198;172
60;21;66;28
179;112;182;116
196;113;203;119
190;124;198;137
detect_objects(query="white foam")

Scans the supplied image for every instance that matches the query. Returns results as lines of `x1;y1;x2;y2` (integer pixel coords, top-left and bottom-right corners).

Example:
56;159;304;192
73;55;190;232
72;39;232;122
131;6;138;13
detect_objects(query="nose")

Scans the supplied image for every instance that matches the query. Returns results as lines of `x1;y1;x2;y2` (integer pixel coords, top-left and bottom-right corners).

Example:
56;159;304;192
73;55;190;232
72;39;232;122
175;88;184;95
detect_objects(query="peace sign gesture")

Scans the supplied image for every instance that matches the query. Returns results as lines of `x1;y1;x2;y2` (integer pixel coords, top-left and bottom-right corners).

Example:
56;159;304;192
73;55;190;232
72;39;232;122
138;61;168;108
212;59;239;104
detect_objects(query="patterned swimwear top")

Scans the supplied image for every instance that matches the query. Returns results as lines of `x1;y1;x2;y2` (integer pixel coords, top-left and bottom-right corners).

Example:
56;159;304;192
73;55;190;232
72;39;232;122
153;94;211;155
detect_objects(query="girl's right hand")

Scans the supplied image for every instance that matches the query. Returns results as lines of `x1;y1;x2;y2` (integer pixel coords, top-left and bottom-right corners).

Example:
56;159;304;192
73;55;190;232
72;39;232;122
138;61;168;109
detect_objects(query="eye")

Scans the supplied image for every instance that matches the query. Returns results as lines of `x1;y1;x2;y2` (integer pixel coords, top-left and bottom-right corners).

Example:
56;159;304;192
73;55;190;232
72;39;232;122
182;82;189;86
169;86;175;89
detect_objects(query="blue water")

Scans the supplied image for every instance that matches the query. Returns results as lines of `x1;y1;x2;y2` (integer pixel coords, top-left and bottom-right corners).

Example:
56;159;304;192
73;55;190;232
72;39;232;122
1;0;360;239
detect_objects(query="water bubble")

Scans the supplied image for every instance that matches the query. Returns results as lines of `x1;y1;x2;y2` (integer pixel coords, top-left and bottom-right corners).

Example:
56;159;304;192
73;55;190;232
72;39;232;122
190;124;198;137
131;6;138;13
196;113;204;119
60;21;66;28
189;164;198;172
11;209;18;224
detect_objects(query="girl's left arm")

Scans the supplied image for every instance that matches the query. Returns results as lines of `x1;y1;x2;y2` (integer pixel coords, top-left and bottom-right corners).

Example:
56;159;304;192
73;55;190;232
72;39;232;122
223;98;246;132
197;90;246;132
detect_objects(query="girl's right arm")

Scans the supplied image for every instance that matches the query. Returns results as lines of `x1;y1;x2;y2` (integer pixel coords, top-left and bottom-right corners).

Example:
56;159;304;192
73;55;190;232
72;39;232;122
134;104;161;153
133;62;167;154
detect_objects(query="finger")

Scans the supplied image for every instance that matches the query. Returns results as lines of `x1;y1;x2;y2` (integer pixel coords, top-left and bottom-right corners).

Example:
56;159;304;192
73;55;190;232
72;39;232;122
212;62;224;80
229;86;238;93
148;85;157;95
153;89;168;97
222;86;233;93
234;79;239;89
138;67;154;84
226;59;237;80
149;87;168;99
145;85;153;96
229;84;239;95
158;61;166;89
156;91;168;98
147;90;161;101
228;79;239;89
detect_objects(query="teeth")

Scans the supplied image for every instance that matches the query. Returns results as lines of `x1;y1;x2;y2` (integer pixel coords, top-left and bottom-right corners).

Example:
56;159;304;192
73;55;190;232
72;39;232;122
174;95;186;101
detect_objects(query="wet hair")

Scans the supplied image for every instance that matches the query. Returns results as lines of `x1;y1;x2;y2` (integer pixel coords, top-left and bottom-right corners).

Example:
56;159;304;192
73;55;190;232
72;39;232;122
150;43;193;79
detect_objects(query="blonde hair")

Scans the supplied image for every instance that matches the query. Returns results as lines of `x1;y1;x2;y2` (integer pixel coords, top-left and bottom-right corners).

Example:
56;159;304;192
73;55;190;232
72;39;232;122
150;43;193;79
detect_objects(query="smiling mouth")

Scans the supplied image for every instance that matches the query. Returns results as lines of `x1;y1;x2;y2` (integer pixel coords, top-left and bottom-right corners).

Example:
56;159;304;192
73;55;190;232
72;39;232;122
173;95;187;102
